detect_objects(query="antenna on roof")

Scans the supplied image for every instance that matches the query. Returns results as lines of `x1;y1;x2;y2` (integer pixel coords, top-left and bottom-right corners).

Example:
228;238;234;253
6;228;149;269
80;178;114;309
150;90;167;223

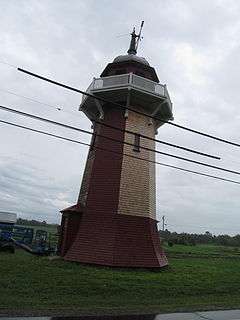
136;21;144;51
127;21;145;55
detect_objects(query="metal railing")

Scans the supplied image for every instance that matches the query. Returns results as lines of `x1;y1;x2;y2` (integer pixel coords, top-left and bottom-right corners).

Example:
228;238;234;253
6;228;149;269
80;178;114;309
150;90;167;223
132;74;165;96
81;73;168;103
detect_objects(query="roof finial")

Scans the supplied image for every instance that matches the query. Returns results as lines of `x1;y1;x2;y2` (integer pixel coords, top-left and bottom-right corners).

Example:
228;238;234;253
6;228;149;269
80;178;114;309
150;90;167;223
127;21;144;55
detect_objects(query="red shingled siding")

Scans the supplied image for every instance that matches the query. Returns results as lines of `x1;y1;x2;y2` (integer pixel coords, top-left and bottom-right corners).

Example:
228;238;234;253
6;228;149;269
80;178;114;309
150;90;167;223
114;215;168;267
63;211;167;268
63;105;126;264
60;103;168;268
59;212;82;257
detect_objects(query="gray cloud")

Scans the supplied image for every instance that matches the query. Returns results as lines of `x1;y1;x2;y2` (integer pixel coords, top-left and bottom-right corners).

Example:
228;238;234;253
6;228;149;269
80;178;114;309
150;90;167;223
0;0;239;234
0;156;82;223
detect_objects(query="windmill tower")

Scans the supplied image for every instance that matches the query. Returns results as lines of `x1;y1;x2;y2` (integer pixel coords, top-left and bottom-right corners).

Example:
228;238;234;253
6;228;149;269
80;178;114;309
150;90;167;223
58;23;173;268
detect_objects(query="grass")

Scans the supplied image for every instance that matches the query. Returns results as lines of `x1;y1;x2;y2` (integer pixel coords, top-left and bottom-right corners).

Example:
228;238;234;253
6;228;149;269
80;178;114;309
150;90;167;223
164;243;240;257
1;244;240;316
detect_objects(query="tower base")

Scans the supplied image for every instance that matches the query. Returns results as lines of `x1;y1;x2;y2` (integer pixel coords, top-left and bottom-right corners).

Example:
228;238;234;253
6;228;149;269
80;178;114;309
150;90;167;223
59;205;168;268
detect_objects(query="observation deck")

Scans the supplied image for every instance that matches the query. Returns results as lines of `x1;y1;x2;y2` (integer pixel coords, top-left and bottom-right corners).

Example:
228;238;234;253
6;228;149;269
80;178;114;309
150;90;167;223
79;73;173;128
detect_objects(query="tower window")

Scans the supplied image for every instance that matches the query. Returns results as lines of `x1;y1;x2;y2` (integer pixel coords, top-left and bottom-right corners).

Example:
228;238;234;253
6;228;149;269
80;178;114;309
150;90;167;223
133;133;140;152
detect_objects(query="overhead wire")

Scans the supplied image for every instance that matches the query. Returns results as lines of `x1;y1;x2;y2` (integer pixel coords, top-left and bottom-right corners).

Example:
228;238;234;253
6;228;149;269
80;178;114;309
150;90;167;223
0;86;220;160
1;104;240;176
92;120;220;159
17;67;240;148
0;60;17;69
1;117;240;186
0;88;64;112
1;60;240;149
2;61;240;176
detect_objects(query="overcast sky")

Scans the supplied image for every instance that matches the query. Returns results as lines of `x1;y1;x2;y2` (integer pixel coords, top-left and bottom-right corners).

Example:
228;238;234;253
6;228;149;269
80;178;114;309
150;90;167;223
0;0;240;235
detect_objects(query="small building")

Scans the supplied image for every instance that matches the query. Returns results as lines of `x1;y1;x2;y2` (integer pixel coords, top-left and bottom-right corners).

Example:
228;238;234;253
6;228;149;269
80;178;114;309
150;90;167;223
0;211;17;225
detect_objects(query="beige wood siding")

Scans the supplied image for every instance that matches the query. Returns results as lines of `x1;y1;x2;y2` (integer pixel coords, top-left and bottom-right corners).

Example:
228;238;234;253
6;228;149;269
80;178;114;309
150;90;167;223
118;110;156;219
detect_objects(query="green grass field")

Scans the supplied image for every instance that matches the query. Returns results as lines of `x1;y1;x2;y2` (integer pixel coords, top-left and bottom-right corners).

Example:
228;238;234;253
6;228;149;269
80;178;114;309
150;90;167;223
1;244;240;316
164;243;240;257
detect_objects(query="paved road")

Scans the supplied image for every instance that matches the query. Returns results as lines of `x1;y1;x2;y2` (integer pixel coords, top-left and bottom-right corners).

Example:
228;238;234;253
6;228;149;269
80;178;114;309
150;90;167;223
2;310;240;320
156;310;240;319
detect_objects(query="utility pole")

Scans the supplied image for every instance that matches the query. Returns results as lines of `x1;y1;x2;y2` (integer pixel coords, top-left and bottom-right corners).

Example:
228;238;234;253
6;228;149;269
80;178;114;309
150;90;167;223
162;215;166;231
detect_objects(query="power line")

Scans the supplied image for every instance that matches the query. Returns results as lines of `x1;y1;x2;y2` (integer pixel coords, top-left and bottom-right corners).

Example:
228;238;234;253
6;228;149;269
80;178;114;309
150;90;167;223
0;104;239;176
1;117;240;186
0;87;79;116
93;120;220;160
0;88;63;111
0;87;220;160
0;60;17;68
1;61;240;149
2;104;240;176
17;67;240;148
0;118;90;147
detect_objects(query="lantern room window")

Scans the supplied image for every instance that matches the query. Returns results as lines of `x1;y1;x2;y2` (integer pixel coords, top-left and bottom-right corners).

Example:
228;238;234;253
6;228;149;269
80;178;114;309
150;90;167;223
133;133;140;152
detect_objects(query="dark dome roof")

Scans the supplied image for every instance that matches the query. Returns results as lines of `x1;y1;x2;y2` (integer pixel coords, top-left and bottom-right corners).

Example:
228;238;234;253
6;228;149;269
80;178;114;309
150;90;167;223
113;54;150;66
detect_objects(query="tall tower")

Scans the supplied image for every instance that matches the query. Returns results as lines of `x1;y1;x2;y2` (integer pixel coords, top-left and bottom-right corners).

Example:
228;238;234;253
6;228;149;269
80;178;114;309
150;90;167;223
58;26;173;268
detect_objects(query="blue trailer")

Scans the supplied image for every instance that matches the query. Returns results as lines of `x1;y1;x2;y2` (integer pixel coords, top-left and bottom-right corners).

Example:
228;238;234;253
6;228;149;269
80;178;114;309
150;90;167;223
0;212;57;255
0;212;17;253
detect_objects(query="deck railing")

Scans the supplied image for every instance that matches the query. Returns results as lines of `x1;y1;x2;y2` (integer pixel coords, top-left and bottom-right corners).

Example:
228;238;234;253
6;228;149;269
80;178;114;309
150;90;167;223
81;73;169;104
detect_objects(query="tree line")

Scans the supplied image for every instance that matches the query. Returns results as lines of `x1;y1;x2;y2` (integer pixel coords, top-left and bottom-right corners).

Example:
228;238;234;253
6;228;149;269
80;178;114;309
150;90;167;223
17;218;58;227
159;229;240;247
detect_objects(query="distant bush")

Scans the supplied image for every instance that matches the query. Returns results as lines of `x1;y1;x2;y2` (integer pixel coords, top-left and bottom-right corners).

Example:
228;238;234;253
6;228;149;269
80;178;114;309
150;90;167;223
168;241;174;247
159;229;240;247
17;218;58;227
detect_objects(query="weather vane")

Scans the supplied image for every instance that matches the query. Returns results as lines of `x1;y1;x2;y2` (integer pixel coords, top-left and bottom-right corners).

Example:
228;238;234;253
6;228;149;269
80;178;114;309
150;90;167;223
127;21;144;55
